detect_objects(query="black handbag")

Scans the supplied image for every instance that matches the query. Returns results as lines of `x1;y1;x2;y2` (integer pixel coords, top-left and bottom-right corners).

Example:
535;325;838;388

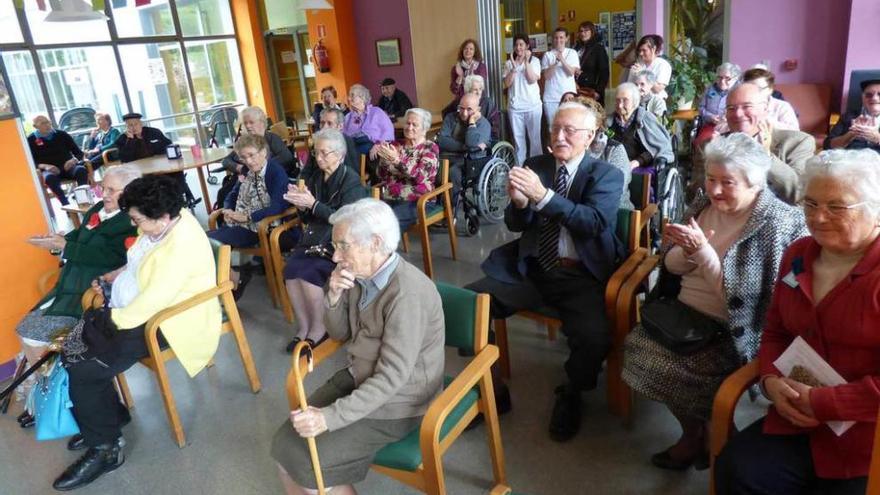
640;297;726;356
62;293;118;362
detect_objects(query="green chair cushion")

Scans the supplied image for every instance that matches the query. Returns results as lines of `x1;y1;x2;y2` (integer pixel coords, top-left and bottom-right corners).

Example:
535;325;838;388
628;173;650;210
615;208;632;246
373;375;479;472
436;283;477;351
425;202;443;219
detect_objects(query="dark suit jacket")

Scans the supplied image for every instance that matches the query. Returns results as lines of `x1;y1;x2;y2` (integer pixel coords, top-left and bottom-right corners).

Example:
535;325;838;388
482;153;624;284
114;126;172;163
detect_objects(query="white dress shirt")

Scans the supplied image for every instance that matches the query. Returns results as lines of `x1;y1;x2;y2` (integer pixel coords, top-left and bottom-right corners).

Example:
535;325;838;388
534;150;585;260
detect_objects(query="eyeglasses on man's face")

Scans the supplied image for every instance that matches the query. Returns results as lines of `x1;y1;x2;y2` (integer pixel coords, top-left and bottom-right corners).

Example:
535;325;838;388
550;125;593;137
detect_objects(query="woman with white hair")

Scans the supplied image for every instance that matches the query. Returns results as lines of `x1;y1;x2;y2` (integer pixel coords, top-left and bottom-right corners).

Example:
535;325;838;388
376;108;439;232
342;83;394;161
608;82;674;171
441;74;501;142
281;128;367;353
716;149;880;494
271;198;445;495
634;70;668;121
623;133;807;471
221;105;295;176
15;164;142;428
699;63;741;126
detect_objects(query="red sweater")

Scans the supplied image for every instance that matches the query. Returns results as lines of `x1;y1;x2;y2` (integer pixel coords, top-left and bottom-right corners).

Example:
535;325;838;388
759;235;880;479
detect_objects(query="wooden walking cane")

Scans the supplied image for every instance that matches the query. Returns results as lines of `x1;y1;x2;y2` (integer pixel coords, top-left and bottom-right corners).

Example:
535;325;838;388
292;340;326;495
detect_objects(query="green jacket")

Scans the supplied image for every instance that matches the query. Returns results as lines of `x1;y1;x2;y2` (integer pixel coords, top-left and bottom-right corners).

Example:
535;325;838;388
38;202;136;318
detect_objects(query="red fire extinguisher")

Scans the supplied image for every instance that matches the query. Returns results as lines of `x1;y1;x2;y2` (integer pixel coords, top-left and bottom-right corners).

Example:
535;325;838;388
313;39;330;73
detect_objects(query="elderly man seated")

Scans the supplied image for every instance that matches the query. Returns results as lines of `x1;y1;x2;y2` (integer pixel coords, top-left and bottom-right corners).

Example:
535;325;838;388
608;82;674;174
467;102;624;442
377;78;414;120
825;78;880;153
695;83;814;204
113;112;200;208
633;70;667;122
441;74;501;143
28;115;88;206
437;92;492;212
221;106;295;177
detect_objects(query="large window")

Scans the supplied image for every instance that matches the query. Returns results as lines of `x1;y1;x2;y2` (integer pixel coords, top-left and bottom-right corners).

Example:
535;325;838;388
0;1;245;146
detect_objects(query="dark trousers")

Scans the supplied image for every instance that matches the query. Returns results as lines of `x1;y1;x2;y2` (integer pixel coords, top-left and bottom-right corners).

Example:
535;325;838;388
466;260;610;391
715;418;867;495
207;225;259;248
65;325;155;447
387;200;417;233
43;166;88;205
169;171;196;202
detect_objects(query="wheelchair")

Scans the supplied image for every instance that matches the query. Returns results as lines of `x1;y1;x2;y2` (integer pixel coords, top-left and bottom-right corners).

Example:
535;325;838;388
458;141;516;236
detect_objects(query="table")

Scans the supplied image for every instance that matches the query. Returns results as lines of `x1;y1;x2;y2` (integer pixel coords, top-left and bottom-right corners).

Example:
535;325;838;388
61;202;92;228
670;109;698;121
108;147;229;215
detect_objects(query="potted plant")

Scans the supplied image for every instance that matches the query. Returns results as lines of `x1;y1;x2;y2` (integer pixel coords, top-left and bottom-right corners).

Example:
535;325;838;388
667;39;715;111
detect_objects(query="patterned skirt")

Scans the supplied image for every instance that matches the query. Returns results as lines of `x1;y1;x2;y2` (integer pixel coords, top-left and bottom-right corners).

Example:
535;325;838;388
16;309;78;344
622;324;742;421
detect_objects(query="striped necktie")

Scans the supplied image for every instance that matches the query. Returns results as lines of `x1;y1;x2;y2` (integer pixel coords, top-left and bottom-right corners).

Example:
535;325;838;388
537;165;569;271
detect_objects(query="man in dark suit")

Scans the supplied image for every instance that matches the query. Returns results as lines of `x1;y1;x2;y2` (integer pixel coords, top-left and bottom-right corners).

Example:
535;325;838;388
113;112;200;207
467;102;624;442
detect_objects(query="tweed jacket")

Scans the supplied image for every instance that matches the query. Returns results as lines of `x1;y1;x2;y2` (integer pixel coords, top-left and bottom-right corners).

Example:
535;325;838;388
765;128;815;204
662;188;808;362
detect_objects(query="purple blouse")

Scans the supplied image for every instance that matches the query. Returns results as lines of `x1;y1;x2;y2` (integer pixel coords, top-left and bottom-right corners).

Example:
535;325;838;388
342;104;394;143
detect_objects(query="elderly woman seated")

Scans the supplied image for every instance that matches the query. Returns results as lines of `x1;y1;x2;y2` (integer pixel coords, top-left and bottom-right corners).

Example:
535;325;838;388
82;112;121;167
633;70;668;122
441;74;501;143
281;129;367;353
623;133;807;471
825;78;880;154
14;165;141;428
271;198;445;495
715;67;799;133
376;108;439;232
342;83;394;161
715;149;880;494
608;82;674;172
578;96;634;210
222;105;295;177
207;134;290;299
52;175;221;491
694;62;741;147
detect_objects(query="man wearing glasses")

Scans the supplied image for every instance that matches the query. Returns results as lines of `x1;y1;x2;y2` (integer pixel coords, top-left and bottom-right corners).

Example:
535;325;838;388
718;83;814;204
438;92;492;212
467;102;624;442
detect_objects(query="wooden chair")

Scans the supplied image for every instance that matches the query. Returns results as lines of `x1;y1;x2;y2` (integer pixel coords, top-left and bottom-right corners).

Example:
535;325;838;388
629;173;658;250
269;122;293;147
207;206;297;307
284;283;510;495
84;243;262;447
402;159;458;279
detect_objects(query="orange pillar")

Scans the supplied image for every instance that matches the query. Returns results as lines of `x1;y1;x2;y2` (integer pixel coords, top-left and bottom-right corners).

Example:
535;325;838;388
0;119;56;366
232;0;279;121
306;0;362;102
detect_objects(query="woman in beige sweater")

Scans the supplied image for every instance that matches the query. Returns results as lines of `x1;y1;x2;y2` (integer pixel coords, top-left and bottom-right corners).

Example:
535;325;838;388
271;198;445;495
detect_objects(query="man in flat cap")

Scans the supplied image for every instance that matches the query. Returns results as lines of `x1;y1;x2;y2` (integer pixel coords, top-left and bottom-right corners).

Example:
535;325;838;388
377;78;413;120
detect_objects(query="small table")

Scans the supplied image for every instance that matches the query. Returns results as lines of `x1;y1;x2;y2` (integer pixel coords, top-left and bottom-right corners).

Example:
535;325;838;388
670;109;698;122
61;202;93;228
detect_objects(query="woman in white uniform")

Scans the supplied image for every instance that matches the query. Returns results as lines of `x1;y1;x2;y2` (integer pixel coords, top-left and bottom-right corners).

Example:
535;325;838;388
503;33;543;165
542;27;580;130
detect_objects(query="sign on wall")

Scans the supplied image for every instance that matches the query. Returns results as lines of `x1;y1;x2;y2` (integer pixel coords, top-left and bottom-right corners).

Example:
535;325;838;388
611;10;636;56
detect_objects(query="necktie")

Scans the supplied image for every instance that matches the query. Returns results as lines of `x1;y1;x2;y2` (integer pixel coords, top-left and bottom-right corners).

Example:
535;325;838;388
537;166;569;271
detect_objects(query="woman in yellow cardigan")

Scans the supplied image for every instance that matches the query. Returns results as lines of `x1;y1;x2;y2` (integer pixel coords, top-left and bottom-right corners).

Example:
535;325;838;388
53;175;221;491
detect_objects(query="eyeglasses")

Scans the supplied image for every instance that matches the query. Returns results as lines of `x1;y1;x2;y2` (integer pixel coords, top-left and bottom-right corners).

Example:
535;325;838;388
457;106;476;113
331;240;353;252
725;103;764;112
550;125;593;137
864;91;880;99
801;199;868;217
315;149;338;160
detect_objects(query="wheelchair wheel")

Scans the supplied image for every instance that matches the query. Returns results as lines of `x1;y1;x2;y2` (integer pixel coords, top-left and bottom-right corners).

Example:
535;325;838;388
475;157;511;223
465;212;480;236
491;141;517;167
658;166;686;225
207;175;219;185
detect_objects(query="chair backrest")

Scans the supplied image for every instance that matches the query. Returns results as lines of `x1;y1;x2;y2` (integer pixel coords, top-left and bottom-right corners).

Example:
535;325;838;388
58;107;96;133
775;83;832;135
436;282;485;353
269;121;292;144
628;173;650;211
846;70;880;116
359;154;368;185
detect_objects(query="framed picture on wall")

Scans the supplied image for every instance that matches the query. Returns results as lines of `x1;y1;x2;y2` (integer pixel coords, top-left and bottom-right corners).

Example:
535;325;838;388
376;38;402;67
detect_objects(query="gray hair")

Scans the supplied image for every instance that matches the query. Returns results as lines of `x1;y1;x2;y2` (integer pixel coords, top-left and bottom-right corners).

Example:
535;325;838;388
349;84;372;103
329;198;400;254
404;107;432;132
717;62;742;80
801;149;880;218
703;132;770;188
556;101;597;129
616;82;641;102
634;70;657;84
311;128;347;158
102;164;142;187
239;106;267;123
320;107;345;126
463;74;485;93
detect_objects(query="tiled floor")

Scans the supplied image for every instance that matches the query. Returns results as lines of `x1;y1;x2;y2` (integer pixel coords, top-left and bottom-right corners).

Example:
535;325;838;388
2;174;766;494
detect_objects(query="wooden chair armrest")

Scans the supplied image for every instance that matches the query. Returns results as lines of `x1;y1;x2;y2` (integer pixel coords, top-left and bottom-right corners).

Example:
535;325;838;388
420;345;499;451
285;338;345;410
710;360;761;458
144;281;234;355
256;207;299;236
604;248;648;317
614;254;660;343
102;148;118;166
38;267;62;297
641;204;658;224
208;209;225;230
415;183;452;215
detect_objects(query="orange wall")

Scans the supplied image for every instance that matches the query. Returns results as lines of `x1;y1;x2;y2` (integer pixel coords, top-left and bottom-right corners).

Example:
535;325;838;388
232;0;279;121
0;119;56;363
306;0;362;104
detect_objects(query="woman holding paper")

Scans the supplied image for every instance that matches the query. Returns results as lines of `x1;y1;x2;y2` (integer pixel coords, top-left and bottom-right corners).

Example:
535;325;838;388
716;149;880;495
622;134;807;471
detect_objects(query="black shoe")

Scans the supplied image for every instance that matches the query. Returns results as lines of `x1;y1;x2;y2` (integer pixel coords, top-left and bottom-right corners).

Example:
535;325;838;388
650;448;710;471
19;412;34;429
232;270;253;301
548;384;582;442
186;197;202;209
52;443;124;491
304;334;328;349
67;434;86;451
285;337;302;354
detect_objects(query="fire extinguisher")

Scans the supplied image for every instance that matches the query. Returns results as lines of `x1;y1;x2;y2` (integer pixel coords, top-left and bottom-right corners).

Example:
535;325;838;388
313;39;330;73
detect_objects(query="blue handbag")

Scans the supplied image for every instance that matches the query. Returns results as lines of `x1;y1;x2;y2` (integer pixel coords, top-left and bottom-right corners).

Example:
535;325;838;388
31;357;80;441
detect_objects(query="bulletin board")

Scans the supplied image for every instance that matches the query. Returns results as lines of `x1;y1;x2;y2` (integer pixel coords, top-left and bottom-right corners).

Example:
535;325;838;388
611;10;636;56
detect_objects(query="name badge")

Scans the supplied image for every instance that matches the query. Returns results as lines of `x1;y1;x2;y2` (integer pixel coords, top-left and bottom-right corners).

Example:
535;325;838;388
782;270;799;288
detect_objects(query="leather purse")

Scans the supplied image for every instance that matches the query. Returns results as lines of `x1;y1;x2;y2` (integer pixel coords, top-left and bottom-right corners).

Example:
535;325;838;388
640;297;726;356
30;357;80;441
